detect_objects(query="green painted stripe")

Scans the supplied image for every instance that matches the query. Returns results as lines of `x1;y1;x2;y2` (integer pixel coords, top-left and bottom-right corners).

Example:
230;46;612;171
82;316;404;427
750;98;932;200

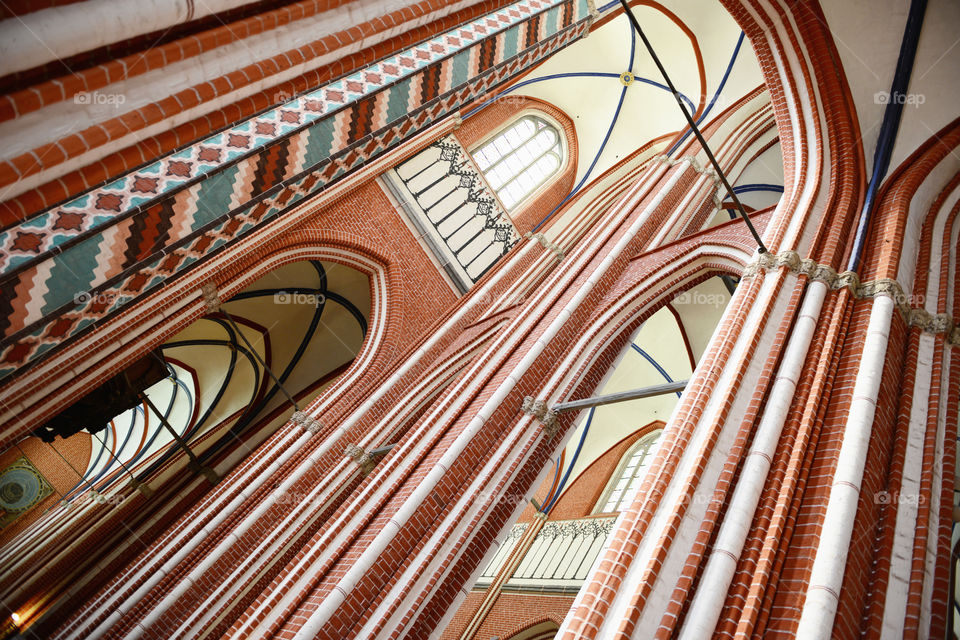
192;164;241;229
386;78;413;122
577;0;591;21
43;232;105;315
450;50;471;86
304;118;336;168
545;5;561;34
502;24;520;59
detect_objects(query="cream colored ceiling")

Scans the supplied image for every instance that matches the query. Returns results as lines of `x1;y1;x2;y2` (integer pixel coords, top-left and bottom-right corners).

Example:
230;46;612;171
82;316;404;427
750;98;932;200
553;276;732;499
509;2;766;187
72;260;370;498
820;0;960;175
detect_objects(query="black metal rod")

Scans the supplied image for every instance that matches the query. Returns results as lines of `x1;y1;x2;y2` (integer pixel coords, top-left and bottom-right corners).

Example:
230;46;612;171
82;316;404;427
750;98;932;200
91;430;142;485
368;443;397;456
140;393;202;467
219;307;301;411
619;0;768;254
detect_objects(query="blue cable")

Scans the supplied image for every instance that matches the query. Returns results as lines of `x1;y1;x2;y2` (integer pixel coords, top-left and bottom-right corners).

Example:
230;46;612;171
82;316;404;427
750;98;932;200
463;72;622;120
847;0;927;272
732;183;784;194
532;83;629;232
539;456;561;510
667;31;745;156
630;343;682;397
542;407;596;513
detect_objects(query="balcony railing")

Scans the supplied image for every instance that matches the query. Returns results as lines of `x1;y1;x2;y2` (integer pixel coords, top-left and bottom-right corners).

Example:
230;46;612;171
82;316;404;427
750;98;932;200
384;135;519;292
475;516;616;593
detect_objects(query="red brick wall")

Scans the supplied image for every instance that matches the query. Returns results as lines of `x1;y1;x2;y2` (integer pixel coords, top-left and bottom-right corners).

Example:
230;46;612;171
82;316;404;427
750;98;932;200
0;433;91;544
443;591;573;640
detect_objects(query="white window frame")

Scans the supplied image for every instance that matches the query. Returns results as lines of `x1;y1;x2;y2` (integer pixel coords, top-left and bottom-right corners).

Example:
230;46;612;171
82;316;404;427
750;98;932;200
594;427;664;514
469;111;566;212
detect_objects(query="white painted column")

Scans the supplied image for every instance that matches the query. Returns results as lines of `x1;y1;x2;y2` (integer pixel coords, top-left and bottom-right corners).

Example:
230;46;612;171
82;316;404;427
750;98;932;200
795;294;895;639
289;160;693;640
0;0;259;76
679;278;827;639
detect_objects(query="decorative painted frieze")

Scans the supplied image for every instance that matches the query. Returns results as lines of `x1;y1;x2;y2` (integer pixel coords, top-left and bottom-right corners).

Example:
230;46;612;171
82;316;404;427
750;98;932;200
0;0;594;380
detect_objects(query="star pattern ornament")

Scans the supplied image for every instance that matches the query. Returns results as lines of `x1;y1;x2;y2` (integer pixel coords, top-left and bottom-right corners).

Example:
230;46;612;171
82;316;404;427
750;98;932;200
52;211;84;231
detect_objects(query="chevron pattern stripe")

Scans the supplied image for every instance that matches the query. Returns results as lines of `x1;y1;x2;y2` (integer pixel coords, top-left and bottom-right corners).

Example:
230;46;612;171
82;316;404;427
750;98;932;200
0;0;593;380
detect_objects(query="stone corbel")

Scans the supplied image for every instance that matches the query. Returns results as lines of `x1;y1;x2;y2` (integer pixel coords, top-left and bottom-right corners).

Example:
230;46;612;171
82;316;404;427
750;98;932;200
655;155;719;184
345;443;376;475
521;396;559;438
128;478;154;498
775;250;801;272
526;232;565;260
200;282;221;313
743;250;960;344
291;410;324;434
833;270;860;295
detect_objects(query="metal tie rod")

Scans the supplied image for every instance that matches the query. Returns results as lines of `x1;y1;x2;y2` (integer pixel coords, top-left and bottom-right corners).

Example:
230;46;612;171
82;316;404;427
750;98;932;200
618;0;768;255
553;380;688;413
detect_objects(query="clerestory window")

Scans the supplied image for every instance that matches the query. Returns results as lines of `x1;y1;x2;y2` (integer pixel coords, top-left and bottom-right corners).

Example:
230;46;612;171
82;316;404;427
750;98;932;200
470;115;563;210
596;428;663;513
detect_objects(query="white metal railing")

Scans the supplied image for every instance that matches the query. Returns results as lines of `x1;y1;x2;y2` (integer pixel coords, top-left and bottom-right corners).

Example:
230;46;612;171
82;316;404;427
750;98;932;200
475;516;616;592
387;135;519;290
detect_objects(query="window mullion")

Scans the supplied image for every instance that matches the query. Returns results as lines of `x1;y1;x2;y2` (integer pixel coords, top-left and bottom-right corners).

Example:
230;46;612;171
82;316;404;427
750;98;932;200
470;116;562;211
495;146;559;201
479;119;545;178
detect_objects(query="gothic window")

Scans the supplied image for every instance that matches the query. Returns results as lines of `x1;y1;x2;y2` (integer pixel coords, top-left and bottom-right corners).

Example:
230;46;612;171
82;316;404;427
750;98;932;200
471;115;563;210
596;428;663;513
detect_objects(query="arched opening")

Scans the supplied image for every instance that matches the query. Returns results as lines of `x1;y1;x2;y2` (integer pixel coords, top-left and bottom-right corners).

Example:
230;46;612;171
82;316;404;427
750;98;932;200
0;258;371;555
594;426;663;514
450;275;735;638
506;619;560;640
470;114;565;211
